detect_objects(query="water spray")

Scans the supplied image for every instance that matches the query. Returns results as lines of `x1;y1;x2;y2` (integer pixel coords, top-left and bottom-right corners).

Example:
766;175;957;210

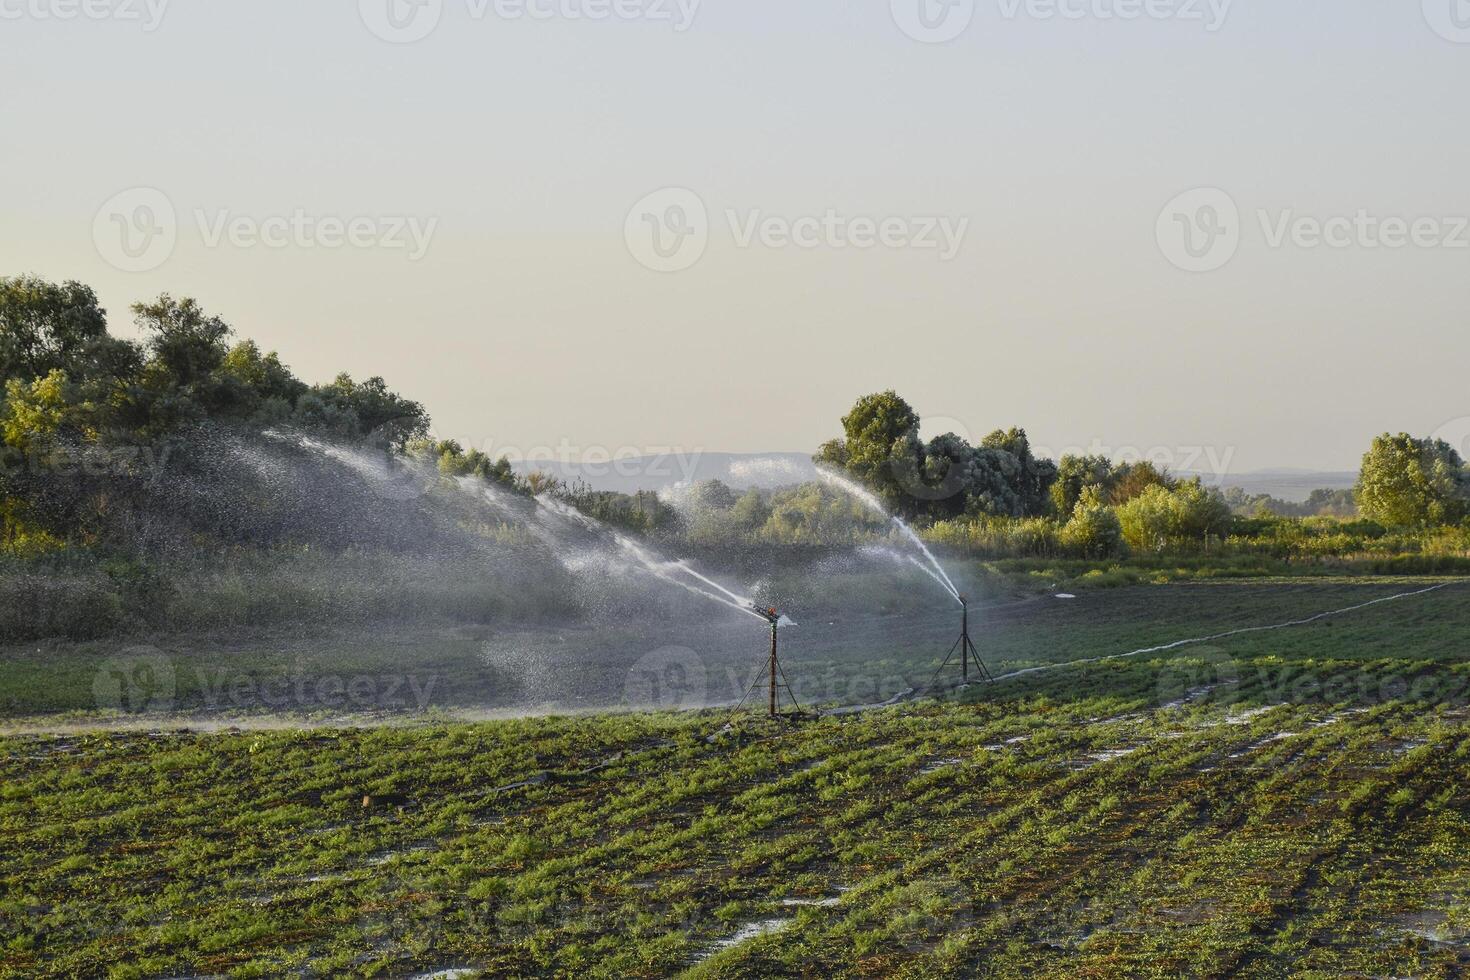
815;467;962;604
816;466;991;692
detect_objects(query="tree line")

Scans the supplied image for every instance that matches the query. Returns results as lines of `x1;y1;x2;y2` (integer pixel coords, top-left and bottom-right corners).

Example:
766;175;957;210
811;390;1470;559
2;277;1466;565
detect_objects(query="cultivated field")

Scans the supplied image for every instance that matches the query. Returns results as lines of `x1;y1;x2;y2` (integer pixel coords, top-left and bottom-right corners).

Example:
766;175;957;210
4;580;1470;977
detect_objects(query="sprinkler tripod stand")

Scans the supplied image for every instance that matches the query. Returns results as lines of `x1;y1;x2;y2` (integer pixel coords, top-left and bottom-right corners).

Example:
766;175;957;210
933;597;993;687
728;606;806;720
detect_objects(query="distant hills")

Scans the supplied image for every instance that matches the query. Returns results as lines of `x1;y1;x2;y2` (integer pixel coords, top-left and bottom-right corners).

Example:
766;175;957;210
511;453;1357;503
1182;469;1358;502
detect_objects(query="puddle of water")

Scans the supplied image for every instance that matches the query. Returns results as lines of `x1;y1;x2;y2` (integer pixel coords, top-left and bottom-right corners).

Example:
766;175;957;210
704;918;791;957
1309;708;1370;730
1223;705;1278;726
1228;731;1302;758
1074;746;1138;769
918;757;963;774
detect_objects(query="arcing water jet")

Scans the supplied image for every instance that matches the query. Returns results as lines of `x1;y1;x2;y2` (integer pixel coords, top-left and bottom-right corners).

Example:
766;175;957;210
815;467;962;604
817;467;994;688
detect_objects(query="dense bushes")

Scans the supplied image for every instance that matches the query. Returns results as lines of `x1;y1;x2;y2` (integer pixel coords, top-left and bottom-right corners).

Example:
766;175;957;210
1060;492;1125;559
1115;479;1232;553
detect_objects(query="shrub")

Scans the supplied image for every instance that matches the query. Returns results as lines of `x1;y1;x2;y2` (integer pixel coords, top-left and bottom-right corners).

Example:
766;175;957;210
1059;493;1124;559
1116;479;1231;552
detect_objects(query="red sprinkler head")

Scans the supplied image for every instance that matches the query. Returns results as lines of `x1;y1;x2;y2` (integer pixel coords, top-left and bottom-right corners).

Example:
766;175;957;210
750;603;783;625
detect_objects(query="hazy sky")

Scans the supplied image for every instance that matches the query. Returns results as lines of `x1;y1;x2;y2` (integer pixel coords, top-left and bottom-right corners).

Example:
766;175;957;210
4;0;1468;472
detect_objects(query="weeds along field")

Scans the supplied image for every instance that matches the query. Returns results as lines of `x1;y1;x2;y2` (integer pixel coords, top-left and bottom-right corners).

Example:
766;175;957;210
3;582;1470;977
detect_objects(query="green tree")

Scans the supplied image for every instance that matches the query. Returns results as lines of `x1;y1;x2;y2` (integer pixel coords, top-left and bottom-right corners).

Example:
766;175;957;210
1116;478;1231;551
0;276;115;383
731;488;772;530
686;479;737;512
1116;484;1175;552
818;392;1057;520
1059;487;1124;559
133;295;232;389
831;390;922;511
1169;478;1232;539
1112;460;1173;503
313;373;429;448
1;370;78;452
1355;433;1469;527
1051;453;1116;516
975;428;1057;518
219;341;307;407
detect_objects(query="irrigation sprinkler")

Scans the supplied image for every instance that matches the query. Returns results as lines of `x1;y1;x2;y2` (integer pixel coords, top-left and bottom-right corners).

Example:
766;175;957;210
730;604;805;720
935;596;993;687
